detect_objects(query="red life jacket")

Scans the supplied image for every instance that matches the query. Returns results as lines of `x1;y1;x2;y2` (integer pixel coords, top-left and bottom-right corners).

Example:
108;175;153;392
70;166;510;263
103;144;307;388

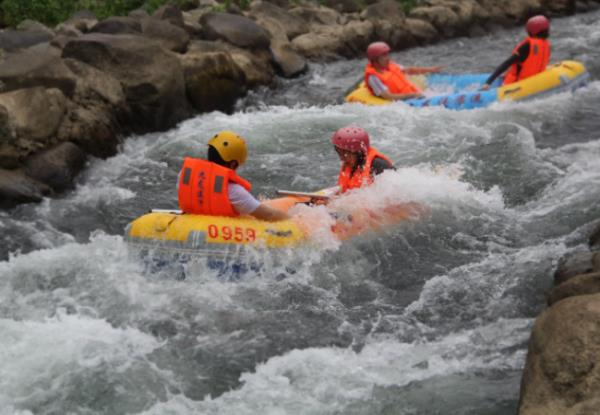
364;61;421;96
338;147;394;193
503;37;550;85
177;158;252;217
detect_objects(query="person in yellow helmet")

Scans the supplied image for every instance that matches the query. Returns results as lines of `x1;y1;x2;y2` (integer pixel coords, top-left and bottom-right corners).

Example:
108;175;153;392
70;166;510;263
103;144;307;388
177;131;289;221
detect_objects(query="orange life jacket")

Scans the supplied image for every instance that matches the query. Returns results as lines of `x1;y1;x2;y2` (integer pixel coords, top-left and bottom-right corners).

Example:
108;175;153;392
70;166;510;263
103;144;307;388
364;61;421;96
503;37;550;85
338;147;394;193
177;158;252;217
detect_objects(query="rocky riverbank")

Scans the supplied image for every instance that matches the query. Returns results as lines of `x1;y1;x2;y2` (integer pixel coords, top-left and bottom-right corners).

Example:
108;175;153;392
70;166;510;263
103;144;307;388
1;0;598;208
517;223;600;414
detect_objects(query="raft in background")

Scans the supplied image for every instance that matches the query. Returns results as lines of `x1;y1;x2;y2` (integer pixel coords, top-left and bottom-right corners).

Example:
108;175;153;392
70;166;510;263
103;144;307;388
345;60;590;109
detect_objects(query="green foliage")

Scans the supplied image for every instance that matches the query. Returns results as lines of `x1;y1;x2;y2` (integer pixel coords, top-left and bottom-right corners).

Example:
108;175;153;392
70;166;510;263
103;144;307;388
398;0;418;14
0;0;189;27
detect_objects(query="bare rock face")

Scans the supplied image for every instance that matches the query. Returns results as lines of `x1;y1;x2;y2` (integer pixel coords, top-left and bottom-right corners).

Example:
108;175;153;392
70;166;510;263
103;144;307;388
409;5;462;37
249;10;307;77
0;168;51;208
404;18;439;45
289;4;342;27
89;17;142;35
248;0;309;40
549;272;600;306
223;46;275;87
140;17;190;53
554;250;600;285
24;141;86;192
0;87;67;154
179;41;247;113
0;30;54;53
62;33;191;133
518;294;600;415
152;3;186;28
200;12;271;49
292;20;374;60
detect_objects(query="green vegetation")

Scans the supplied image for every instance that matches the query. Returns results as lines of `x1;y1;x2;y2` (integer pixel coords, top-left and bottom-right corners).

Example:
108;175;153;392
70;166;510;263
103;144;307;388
398;0;419;14
0;0;420;28
0;0;188;27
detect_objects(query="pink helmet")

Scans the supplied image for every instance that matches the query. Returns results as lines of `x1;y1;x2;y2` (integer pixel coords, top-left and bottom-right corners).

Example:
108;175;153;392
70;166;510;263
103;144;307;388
366;41;391;61
526;15;550;36
332;126;370;154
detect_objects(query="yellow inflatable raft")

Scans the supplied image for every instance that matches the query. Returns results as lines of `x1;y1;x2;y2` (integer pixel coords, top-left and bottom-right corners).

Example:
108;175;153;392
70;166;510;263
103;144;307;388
125;188;423;252
345;60;590;109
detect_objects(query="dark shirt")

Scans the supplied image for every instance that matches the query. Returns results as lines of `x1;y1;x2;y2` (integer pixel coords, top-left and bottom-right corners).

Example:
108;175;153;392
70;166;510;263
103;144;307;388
485;41;530;86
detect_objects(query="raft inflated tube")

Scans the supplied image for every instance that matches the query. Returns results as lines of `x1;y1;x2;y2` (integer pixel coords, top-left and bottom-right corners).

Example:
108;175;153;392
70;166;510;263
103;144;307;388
345;60;589;109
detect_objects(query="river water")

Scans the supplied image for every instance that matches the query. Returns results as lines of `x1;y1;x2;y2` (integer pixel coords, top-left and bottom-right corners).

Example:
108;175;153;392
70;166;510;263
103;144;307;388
2;10;600;415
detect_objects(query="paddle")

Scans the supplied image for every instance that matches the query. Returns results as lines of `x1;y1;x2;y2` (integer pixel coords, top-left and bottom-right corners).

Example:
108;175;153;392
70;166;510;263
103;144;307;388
276;190;331;201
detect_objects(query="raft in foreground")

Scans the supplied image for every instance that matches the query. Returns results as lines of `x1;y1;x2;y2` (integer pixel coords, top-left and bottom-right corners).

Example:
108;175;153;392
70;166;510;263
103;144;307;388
345;60;590;109
125;187;423;255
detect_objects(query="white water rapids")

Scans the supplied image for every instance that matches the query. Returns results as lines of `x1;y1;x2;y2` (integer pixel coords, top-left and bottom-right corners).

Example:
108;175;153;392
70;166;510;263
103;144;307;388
1;10;600;415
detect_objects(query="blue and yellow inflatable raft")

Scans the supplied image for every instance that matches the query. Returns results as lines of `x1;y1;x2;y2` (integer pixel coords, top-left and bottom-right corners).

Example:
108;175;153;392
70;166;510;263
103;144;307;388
345;60;589;109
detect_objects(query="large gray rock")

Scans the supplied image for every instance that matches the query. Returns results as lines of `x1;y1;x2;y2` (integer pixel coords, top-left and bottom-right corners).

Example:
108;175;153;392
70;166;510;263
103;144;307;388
361;0;406;21
152;3;186;28
141;17;190;53
0;87;67;153
0;47;76;96
250;12;307;78
0;168;51;208
518;293;600;415
548;271;600;306
62;33;191;133
248;1;310;40
90;17;142;35
554;250;600;285
404;18;439;45
179;42;247;113
0;30;54;53
223;46;275;87
200;12;271;49
409;5;462;37
24;142;86;192
292;20;374;60
289;5;342;27
0;104;18;168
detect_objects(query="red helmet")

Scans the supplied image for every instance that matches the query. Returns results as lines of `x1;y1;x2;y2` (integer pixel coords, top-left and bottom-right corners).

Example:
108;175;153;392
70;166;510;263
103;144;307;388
526;15;550;36
332;126;370;154
366;41;391;61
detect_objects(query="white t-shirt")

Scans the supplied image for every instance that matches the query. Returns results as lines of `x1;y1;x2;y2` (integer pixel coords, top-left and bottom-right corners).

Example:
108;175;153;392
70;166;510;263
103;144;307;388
228;183;260;215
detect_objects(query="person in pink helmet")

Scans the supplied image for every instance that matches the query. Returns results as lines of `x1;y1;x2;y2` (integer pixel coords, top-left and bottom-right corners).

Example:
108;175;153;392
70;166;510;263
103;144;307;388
365;41;442;101
332;125;394;193
481;15;551;90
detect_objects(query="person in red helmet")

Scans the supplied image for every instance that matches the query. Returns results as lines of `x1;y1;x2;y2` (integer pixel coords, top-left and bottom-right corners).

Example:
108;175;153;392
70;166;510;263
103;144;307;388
332;125;394;193
365;41;442;101
481;15;551;90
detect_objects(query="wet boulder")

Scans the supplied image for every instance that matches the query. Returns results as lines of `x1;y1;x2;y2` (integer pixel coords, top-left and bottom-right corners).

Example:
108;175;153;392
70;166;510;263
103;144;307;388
24;142;86;192
518;293;600;415
223;45;275;87
141;17;190;53
62;33;191;133
179;41;247;113
0;168;51;208
200;12;271;49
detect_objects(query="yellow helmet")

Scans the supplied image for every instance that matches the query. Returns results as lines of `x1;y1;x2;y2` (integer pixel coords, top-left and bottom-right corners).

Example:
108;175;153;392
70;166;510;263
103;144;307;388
208;130;248;166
